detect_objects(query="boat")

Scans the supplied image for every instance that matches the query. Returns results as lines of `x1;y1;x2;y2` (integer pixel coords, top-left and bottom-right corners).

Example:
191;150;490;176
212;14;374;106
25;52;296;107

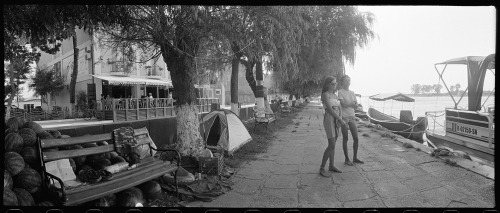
366;93;428;142
425;54;495;164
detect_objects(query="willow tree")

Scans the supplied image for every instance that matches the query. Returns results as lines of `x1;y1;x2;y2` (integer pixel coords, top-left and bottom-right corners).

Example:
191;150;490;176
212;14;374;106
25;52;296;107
212;6;308;112
274;6;376;97
96;6;233;156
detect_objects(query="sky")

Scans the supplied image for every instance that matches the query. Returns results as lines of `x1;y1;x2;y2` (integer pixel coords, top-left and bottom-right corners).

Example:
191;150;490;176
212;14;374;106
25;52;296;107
345;6;496;96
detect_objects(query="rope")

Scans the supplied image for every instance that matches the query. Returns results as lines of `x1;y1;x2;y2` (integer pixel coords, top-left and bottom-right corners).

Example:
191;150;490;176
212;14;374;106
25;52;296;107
426;112;445;118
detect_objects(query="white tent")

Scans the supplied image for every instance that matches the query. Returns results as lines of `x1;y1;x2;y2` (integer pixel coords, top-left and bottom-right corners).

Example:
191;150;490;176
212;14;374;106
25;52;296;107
200;109;252;155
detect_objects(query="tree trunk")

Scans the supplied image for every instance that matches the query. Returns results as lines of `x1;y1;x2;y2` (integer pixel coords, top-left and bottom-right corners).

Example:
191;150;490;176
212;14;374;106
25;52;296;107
69;29;79;114
230;43;243;116
244;60;257;96
255;59;265;112
230;56;240;116
161;35;204;157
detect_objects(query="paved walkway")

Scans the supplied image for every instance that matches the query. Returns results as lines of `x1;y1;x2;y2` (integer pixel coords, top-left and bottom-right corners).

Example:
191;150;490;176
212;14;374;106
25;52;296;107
186;101;495;208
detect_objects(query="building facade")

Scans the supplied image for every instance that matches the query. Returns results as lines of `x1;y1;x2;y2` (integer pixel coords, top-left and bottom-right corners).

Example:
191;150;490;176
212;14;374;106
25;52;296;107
36;27;278;112
36;27;172;112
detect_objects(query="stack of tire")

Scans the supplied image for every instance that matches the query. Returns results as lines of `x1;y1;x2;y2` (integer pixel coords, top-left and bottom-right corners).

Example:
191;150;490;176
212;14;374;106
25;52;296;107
4;117;60;206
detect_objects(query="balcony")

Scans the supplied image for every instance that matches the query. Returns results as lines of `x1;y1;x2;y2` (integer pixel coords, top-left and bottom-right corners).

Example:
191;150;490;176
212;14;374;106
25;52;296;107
109;61;133;76
146;65;163;79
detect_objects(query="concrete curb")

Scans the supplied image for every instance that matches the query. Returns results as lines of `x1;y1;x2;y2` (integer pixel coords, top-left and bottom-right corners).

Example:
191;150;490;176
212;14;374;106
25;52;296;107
357;119;495;180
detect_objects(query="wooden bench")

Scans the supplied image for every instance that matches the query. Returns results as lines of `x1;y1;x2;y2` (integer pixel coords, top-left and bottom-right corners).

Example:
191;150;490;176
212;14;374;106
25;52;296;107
280;102;291;114
38;127;180;206
253;110;277;131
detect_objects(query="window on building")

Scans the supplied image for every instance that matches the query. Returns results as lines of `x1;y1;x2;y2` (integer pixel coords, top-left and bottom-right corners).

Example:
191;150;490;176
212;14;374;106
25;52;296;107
53;61;62;77
207;89;214;98
215;89;221;95
24;104;34;112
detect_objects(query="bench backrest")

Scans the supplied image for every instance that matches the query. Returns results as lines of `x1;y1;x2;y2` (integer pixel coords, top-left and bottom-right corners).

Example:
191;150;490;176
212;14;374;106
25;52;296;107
39;127;153;162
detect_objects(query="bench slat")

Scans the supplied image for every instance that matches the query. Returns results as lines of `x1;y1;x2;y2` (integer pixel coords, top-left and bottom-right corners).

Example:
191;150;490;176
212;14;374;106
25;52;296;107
66;157;158;194
43;145;115;162
64;161;176;206
41;133;113;149
41;128;149;149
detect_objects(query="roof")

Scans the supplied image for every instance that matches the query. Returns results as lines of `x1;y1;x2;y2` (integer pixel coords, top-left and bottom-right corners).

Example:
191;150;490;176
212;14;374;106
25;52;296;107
369;93;415;102
436;55;495;69
91;75;172;86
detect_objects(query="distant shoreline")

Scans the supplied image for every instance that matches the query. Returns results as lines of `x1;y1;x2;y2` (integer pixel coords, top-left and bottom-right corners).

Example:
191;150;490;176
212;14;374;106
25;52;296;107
404;93;494;97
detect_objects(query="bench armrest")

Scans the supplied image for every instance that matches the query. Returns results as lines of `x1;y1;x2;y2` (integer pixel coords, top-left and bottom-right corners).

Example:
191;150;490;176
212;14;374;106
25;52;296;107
45;171;67;202
150;147;181;168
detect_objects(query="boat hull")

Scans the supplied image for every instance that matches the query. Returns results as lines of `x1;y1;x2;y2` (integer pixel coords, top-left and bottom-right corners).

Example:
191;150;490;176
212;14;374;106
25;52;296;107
355;110;369;120
427;132;494;164
367;108;425;142
426;108;494;164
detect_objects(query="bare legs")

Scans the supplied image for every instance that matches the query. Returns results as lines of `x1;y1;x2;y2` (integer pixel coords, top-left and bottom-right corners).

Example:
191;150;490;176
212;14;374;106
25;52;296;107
320;137;342;177
341;118;363;165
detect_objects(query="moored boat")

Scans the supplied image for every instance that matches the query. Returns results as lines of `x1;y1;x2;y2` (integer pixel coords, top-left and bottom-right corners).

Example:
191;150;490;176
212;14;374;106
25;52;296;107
366;93;427;142
425;54;495;164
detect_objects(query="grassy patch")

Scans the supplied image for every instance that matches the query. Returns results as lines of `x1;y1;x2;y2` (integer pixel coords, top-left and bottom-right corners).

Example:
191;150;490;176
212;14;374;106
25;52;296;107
224;105;304;168
402;142;414;148
443;158;458;167
380;132;396;139
362;133;370;138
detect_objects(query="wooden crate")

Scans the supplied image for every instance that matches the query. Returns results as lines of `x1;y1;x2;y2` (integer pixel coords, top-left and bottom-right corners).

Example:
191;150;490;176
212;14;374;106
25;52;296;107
199;147;224;175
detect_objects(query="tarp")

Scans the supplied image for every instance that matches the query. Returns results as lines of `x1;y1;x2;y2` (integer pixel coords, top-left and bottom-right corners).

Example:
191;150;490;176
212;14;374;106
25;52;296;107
369;93;415;102
435;54;495;111
91;75;172;86
200;109;252;155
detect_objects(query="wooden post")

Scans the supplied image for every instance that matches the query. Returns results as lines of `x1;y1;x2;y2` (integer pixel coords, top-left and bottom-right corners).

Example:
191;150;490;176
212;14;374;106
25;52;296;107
125;99;129;121
155;98;158;118
136;99;139;121
112;99;117;122
146;98;149;119
163;98;167;117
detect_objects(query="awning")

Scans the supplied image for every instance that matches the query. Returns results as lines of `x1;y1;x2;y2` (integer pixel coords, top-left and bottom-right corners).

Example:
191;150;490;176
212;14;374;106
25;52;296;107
369;93;415;102
91;75;172;87
436;55;495;69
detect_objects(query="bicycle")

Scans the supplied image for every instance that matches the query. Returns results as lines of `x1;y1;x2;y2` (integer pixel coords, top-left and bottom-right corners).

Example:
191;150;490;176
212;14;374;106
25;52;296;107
83;108;103;121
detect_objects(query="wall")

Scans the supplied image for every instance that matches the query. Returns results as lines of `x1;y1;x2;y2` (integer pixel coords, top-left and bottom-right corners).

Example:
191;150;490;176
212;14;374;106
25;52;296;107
50;106;255;148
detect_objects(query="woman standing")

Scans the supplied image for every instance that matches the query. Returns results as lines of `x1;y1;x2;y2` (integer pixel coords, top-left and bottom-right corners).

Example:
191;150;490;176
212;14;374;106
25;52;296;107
320;76;346;177
338;75;364;166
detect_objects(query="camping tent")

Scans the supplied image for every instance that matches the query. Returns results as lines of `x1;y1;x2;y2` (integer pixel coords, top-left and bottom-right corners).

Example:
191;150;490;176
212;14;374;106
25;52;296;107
200;109;252;155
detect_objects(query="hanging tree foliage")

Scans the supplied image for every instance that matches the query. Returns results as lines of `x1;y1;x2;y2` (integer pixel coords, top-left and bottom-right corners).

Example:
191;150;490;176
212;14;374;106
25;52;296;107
273;6;376;98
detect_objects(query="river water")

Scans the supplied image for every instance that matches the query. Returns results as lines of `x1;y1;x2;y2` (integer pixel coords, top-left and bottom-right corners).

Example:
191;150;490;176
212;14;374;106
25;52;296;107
360;94;495;134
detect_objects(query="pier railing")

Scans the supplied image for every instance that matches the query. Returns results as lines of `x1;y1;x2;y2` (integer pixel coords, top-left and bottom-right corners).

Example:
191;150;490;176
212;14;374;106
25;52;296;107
7;98;221;122
105;98;220;122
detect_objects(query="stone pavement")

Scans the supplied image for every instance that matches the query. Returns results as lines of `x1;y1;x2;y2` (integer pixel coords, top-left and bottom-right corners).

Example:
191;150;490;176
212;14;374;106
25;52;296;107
185;101;495;208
